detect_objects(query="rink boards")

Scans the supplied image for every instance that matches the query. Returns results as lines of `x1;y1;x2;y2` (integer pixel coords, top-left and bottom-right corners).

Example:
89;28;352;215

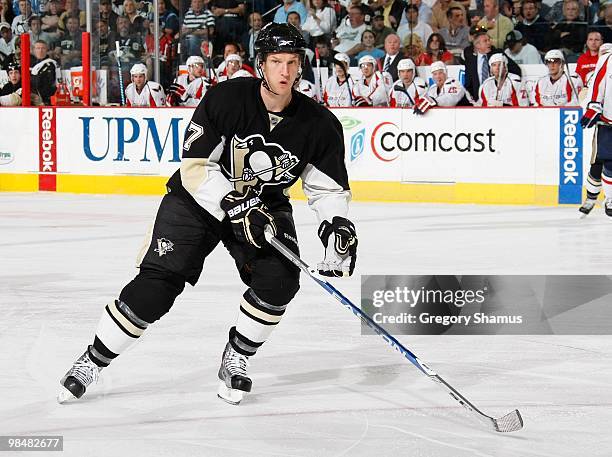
0;106;590;205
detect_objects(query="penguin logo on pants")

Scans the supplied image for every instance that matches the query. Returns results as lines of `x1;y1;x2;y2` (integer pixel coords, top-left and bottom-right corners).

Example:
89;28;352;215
228;134;299;194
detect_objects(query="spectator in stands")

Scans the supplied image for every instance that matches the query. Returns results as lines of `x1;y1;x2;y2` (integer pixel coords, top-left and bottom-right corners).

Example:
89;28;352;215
403;32;424;61
333;4;367;54
28;15;53;49
400;0;432;28
593;2;612;43
374;0;405;30
303;0;336;39
371;12;394;48
0;59;21;105
241;12;262;64
312;35;335;68
575;29;603;83
182;0;215;58
477;0;515;49
122;0;146;35
422;60;467;108
40;0;60;36
274;0;308;25
54;14;81;67
379;33;402;81
464;24;521;99
58;0;84;33
158;0;179;36
114;15;145;66
12;0;31;35
210;0;246;47
96;19;115;67
100;0;118;33
287;11;310;45
0;21;16;66
515;0;549;51
504;29;542;63
355;29;385;62
549;0;587;61
530;48;583;105
124;62;166;106
439;5;470;56
397;4;433;45
545;0;590;23
431;0;465;31
415;31;455;64
0;0;15;27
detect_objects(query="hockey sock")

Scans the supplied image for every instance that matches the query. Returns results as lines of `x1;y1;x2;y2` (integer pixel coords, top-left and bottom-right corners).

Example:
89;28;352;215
602;164;612;199
89;300;149;367
230;289;287;356
586;163;603;200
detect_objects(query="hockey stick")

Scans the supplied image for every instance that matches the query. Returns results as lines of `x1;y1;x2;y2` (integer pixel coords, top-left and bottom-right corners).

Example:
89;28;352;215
264;227;524;433
115;41;126;106
315;48;324;104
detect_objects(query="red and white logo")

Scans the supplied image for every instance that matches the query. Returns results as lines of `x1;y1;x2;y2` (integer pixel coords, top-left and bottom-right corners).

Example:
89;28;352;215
38;107;57;191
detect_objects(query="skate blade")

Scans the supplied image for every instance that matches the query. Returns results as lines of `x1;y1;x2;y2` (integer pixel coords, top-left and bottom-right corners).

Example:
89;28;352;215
217;380;246;405
57;386;77;404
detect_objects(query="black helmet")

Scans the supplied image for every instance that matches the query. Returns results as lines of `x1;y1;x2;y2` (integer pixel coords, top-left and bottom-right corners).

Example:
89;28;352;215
254;23;307;59
6;59;20;72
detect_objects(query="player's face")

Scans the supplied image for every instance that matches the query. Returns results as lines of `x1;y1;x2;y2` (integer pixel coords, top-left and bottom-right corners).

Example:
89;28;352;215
432;69;446;85
360;63;374;78
546;59;563;77
586;33;602;52
226;59;241;76
399;69;414;84
490;61;502;77
262;52;301;96
190;63;204;78
334;63;346;79
8;69;20;84
132;73;146;89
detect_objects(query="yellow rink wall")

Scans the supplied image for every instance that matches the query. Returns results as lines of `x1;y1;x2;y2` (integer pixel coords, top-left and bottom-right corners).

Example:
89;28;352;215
0;106;589;206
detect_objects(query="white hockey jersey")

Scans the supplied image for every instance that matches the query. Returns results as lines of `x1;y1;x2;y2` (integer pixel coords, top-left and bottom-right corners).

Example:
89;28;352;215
298;79;318;100
425;77;466;107
174;74;209;107
352;71;391;107
585;53;612;125
389;77;428;108
125;81;166;107
530;73;583;107
478;73;529;107
323;77;355;107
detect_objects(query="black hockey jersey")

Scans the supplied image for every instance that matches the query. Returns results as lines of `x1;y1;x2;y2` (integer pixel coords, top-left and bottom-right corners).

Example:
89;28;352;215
167;77;351;224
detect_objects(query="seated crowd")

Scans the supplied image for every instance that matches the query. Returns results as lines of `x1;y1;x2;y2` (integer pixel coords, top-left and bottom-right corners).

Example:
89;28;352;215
0;0;610;107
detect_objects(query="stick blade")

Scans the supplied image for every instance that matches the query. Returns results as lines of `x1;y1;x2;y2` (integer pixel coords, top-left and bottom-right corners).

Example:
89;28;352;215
493;409;523;433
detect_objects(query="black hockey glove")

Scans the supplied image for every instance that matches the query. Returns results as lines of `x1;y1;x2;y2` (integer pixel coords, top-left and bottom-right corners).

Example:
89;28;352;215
352;96;372;107
220;188;276;249
317;216;357;277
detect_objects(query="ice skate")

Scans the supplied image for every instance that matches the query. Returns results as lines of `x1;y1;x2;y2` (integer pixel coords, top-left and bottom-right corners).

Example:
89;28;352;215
579;198;597;217
605;199;612;217
217;342;251;405
57;347;102;404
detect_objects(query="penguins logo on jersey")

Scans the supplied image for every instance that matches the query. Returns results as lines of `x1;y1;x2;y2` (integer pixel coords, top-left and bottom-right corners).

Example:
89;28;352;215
228;134;299;193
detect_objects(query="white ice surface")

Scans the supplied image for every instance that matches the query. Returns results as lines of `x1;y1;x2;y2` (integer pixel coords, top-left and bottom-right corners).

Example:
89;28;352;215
1;193;611;457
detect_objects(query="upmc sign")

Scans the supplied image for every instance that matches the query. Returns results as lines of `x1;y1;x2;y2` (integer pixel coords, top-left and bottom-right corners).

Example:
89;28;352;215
38;107;57;191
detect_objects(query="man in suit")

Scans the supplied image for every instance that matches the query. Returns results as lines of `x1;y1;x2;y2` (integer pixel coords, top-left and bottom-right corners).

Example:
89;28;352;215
378;33;403;81
464;24;521;100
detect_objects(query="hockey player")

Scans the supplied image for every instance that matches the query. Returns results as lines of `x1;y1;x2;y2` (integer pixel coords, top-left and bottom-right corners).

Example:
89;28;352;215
530;49;583;107
217;54;253;83
57;23;357;406
166;55;210;107
414;61;467;114
388;58;427;108
477;53;528;107
323;53;354;107
125;63;166;107
0;60;22;106
352;54;390;107
298;78;317;99
579;43;612;216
